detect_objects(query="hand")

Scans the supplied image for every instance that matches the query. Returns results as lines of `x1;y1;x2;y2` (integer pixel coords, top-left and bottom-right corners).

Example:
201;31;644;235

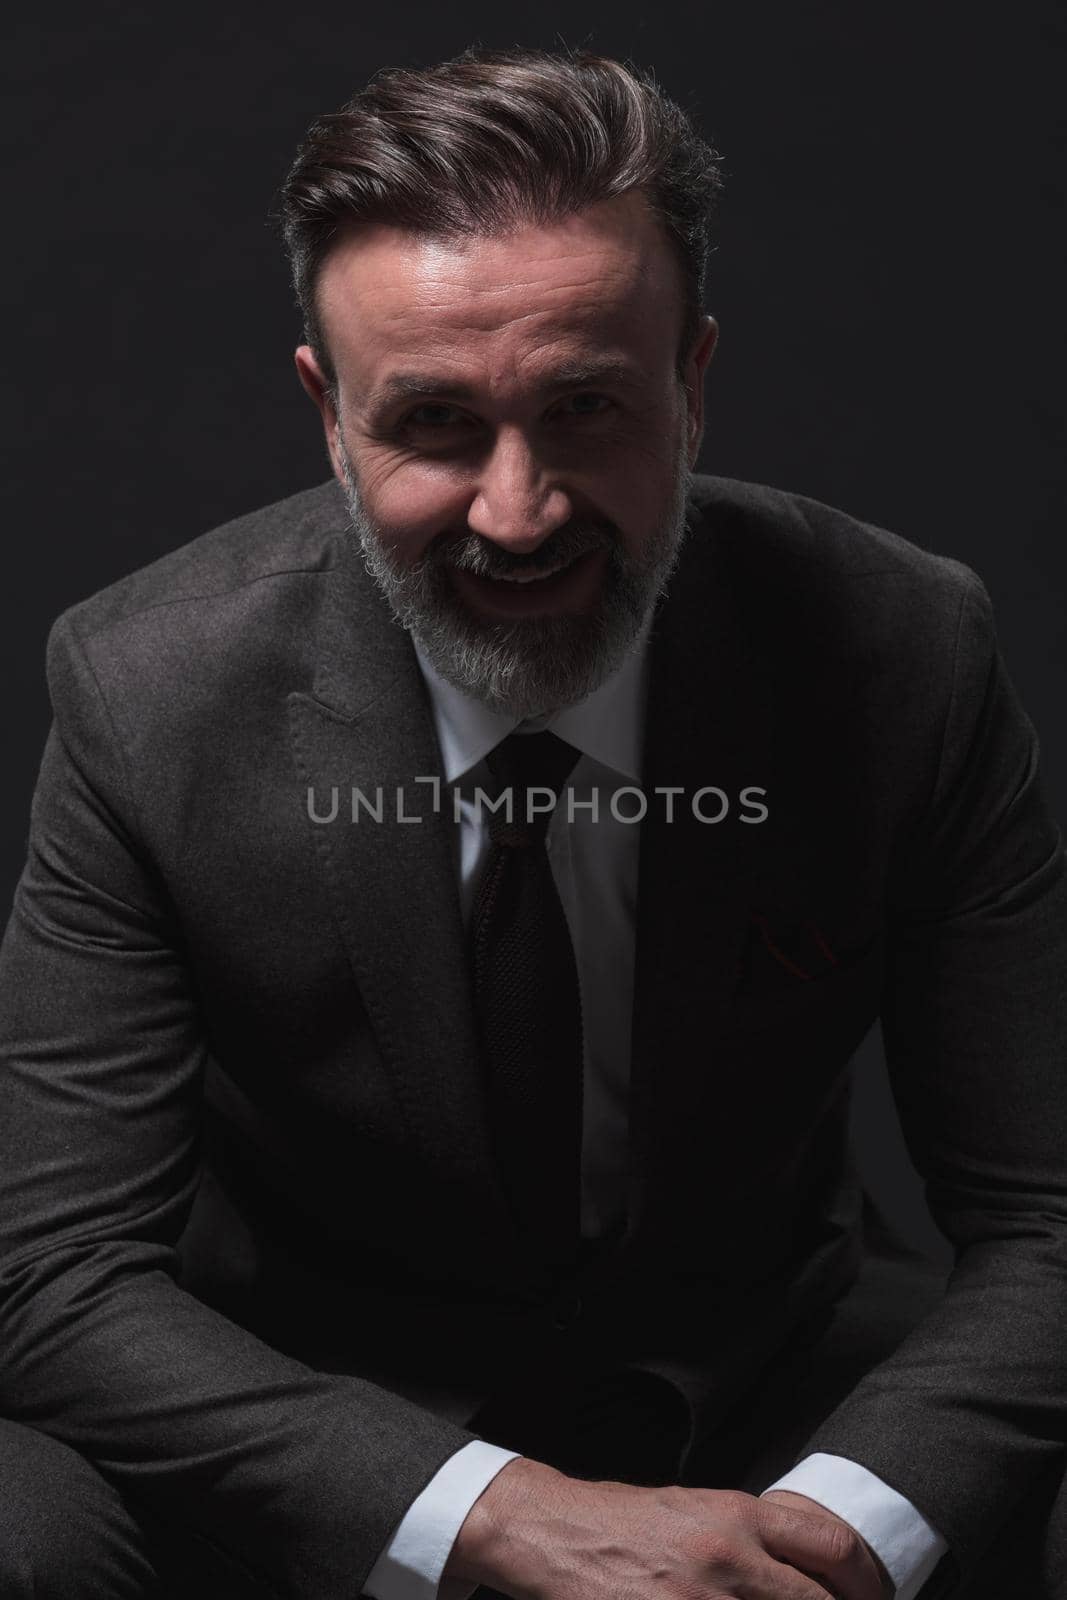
762;1491;894;1598
445;1456;893;1599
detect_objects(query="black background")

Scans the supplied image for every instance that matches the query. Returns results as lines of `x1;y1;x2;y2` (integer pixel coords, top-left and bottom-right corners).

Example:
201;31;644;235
4;2;1064;1261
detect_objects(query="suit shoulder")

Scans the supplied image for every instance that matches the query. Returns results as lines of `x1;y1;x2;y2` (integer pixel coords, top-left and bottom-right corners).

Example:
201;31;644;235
687;471;990;625
43;479;354;734
51;479;349;648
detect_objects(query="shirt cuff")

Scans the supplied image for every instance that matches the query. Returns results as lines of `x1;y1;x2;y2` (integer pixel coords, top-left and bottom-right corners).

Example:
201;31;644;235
760;1452;949;1600
362;1439;521;1600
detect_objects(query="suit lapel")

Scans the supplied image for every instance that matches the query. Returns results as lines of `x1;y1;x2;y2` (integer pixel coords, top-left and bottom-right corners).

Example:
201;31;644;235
287;519;512;1232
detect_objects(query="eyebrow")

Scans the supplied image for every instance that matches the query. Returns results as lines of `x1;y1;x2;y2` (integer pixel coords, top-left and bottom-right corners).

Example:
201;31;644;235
363;357;644;419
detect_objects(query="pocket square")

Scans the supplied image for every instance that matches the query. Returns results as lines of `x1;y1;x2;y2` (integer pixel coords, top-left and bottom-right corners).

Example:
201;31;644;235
732;910;840;998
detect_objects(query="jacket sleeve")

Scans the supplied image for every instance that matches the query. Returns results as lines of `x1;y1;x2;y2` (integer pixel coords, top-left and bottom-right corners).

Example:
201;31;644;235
799;570;1067;1593
0;612;477;1599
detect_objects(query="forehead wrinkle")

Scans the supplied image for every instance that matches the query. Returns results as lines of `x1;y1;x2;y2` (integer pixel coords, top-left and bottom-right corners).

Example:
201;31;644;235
351;229;647;309
379;306;643;393
412;249;643;293
358;290;640;382
371;272;641;338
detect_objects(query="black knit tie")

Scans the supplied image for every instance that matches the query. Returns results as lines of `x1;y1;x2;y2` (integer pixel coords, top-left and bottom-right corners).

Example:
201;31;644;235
469;730;584;1270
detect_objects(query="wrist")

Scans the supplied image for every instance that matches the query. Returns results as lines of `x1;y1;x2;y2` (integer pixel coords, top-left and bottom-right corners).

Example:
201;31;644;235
443;1455;566;1592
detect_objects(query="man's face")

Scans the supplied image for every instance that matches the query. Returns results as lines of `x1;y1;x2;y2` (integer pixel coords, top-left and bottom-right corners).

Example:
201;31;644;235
295;190;718;720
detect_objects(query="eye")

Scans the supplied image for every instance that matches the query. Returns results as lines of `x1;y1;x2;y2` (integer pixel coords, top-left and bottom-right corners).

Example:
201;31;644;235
403;403;468;431
556;392;614;418
398;393;615;433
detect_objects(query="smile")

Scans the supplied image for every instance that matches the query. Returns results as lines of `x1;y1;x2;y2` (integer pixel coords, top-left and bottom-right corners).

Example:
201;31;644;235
486;554;580;585
449;548;608;616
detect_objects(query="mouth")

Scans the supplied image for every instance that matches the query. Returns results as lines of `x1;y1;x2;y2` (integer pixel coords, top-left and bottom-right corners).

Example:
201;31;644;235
449;548;609;617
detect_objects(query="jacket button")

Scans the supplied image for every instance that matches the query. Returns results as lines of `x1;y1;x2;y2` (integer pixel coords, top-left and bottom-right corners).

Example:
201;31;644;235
552;1293;583;1330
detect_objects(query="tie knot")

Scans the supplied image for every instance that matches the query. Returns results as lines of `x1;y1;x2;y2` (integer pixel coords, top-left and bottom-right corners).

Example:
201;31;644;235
483;730;580;846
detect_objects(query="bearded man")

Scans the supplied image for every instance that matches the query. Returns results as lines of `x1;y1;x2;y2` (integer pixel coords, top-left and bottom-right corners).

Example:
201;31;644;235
0;43;1064;1600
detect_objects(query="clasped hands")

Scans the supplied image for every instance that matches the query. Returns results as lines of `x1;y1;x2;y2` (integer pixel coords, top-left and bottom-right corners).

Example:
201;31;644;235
446;1458;894;1599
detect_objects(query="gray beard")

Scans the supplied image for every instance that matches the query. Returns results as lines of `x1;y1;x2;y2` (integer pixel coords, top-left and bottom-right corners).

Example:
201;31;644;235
337;439;695;721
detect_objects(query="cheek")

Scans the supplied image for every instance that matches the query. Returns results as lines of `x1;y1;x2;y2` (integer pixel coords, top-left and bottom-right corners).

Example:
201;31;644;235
585;412;685;487
354;452;471;560
591;449;677;530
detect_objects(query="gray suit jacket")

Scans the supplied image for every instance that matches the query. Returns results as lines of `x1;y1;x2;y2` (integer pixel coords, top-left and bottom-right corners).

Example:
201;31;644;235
0;473;1064;1598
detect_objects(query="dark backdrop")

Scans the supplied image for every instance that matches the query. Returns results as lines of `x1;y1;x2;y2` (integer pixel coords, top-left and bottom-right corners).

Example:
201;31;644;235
4;2;1064;1264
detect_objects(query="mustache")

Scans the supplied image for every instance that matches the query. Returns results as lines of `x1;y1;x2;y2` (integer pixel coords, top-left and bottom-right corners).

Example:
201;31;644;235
434;525;614;580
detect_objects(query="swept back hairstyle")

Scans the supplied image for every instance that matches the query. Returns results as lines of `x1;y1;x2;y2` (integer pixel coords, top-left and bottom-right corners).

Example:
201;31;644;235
277;44;724;399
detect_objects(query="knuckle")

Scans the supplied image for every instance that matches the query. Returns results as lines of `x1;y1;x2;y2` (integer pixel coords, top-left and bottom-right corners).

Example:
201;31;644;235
657;1484;693;1513
697;1532;741;1574
712;1487;753;1522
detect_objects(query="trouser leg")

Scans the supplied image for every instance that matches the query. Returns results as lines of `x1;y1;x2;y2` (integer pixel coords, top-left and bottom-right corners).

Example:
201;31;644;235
0;1415;281;1599
0;1415;160;1599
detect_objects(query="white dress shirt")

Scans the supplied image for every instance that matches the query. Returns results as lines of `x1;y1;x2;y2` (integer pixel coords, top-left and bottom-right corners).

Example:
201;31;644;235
364;613;948;1600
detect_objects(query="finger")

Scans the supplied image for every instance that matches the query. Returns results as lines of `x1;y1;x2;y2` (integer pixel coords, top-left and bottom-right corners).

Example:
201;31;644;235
755;1499;882;1600
738;1554;839;1600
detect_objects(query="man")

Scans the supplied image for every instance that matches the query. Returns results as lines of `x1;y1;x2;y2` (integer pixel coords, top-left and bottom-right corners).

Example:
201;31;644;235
0;41;1064;1600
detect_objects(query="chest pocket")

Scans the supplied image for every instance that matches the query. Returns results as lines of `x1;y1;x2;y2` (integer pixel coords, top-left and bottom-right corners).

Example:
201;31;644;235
724;928;885;1036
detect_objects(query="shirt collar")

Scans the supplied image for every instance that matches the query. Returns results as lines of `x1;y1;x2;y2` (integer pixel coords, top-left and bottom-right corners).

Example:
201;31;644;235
411;607;654;786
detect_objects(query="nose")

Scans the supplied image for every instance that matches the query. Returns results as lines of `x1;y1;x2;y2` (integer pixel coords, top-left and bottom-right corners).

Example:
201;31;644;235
465;427;573;553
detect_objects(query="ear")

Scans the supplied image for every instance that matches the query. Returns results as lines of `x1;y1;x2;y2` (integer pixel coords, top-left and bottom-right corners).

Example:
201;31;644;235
681;316;719;467
294;345;347;485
